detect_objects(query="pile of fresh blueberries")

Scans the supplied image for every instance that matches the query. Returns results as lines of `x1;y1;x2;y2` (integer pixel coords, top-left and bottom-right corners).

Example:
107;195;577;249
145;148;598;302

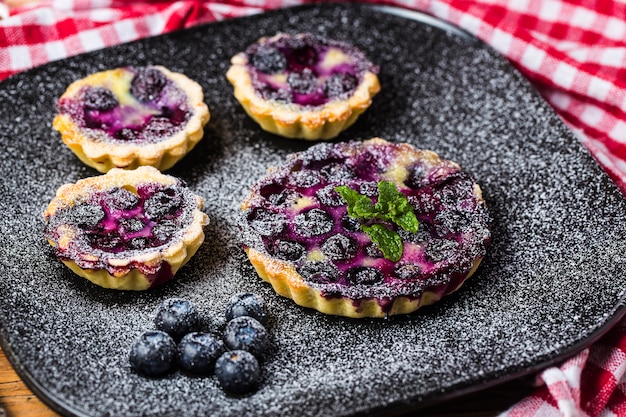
129;293;269;394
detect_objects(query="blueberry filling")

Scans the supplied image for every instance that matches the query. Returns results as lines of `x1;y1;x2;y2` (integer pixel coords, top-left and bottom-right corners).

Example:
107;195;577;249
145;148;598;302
245;34;378;106
57;66;192;144
46;181;194;257
242;141;491;309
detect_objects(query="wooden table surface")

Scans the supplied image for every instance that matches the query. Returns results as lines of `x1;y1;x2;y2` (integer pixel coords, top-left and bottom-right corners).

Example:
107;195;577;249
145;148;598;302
0;346;538;417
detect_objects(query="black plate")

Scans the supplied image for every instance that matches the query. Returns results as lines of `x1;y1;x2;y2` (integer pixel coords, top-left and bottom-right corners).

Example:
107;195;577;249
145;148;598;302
1;4;626;416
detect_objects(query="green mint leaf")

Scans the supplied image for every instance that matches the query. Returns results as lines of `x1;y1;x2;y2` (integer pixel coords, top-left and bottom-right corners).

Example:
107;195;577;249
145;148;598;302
375;180;412;222
335;185;376;219
361;224;404;262
394;210;419;233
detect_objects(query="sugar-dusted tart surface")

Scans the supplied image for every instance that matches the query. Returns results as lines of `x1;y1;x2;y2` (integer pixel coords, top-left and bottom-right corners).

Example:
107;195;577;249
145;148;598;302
43;166;209;290
226;33;380;140
53;66;210;172
241;138;491;317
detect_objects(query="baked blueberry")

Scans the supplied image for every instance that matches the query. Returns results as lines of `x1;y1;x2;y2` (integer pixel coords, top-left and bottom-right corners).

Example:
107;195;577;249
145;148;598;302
321;234;357;261
250;45;287;74
129;330;176;376
177;332;224;374
323;73;358;99
83;87;118;111
346;267;383;286
215;350;261;394
293;208;333;237
131;67;168;102
297;261;339;284
246;207;286;237
225;293;268;325
267;239;305;262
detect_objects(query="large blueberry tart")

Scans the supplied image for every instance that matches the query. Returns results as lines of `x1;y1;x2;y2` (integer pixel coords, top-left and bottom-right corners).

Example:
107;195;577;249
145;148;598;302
43;166;209;290
53;66;210;173
226;33;380;140
240;138;491;318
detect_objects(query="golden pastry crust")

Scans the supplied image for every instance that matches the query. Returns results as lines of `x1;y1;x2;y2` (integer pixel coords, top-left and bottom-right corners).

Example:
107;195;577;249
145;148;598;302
244;247;483;318
240;138;491;318
43;166;209;290
53;66;210;173
226;33;380;140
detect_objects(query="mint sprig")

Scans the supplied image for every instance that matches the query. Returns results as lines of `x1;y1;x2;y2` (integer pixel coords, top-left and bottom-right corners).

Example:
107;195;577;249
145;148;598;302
335;181;418;262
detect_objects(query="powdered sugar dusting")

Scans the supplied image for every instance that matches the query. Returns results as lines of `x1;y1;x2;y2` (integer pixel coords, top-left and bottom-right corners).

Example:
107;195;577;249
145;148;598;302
0;5;625;417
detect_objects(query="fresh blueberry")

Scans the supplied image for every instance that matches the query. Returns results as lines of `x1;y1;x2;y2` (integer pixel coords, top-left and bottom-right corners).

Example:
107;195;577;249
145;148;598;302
250;46;287;74
346;267;383;285
131;67;167;102
321;234;357;261
287;68;318;94
297;261;339;284
225;293;268;325
223;316;268;357
293;208;333;237
323;73;358;99
129;330;176;376
246;208;286;237
154;298;199;340
177;332;224;374
144;188;182;220
215;350;261;394
83;87;118;111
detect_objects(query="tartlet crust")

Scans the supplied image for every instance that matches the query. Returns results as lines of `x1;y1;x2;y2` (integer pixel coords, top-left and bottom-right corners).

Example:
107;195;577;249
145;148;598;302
53;66;210;173
244;246;483;318
43;166;209;290
226;35;380;141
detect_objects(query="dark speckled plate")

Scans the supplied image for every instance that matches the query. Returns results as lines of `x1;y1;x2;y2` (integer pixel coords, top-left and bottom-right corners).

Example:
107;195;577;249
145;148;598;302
1;4;626;417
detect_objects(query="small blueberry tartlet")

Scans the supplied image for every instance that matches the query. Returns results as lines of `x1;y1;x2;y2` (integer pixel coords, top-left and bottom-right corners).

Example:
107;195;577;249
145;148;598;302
226;33;380;140
43;166;209;290
240;138;491;318
53;66;210;172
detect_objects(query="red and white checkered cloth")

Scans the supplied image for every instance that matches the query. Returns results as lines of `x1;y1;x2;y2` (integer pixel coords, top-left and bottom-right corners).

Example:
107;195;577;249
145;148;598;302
1;0;625;415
